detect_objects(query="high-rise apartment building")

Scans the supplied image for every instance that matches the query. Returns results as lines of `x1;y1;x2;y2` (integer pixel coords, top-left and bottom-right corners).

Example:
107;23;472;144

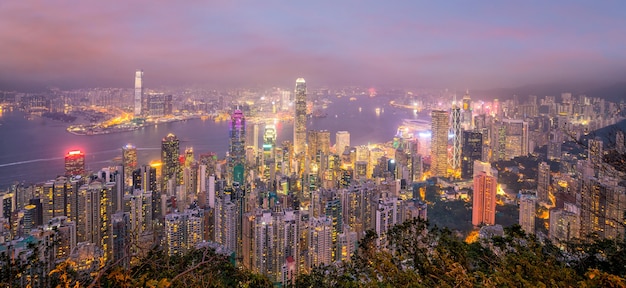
472;161;498;226
430;110;449;177
134;69;144;116
549;206;580;244
65;150;85;176
519;193;536;234
537;162;550;203
293;78;307;156
308;216;333;268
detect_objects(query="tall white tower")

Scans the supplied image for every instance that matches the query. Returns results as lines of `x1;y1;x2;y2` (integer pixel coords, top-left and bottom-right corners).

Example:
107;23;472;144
134;70;144;116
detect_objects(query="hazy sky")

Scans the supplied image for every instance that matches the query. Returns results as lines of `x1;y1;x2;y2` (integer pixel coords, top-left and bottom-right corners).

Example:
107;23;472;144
1;1;625;90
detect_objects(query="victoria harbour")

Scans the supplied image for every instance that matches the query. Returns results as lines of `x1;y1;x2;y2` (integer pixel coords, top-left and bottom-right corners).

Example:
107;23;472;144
0;95;420;188
3;2;626;287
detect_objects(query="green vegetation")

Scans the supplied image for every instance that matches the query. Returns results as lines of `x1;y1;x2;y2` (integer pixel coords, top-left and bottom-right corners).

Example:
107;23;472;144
2;246;273;288
295;219;626;287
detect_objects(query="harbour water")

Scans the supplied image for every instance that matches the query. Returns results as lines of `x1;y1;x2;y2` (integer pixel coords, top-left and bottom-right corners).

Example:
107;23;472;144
0;96;424;189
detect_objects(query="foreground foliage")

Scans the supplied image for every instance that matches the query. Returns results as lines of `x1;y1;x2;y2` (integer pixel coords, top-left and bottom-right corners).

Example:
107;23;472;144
295;219;626;287
2;245;272;288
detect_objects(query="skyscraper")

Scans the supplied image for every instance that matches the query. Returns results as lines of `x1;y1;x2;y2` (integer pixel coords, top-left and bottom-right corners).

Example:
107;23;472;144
461;90;472;130
537;162;550;203
65;150;85;176
122;144;137;185
229;109;246;184
461;131;483;179
430;110;449;177
335;131;350;155
519;193;536;234
472;161;498;226
451;99;461;176
500;119;529;159
134;69;144;116
161;133;180;189
293;78;307;156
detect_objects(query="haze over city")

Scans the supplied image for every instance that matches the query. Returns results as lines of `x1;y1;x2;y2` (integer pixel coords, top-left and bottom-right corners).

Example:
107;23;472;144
3;2;626;287
1;1;626;91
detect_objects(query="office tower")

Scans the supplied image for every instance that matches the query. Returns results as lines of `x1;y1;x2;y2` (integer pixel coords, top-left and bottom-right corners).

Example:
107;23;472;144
293;78;307;156
537;162;550;203
430;110;449;177
472;161;498;226
519;193;536;234
549;206;580;244
308;216;333;268
64;150;85;176
500;119;529;159
229;109;246;184
461;90;472;130
580;175;626;240
461;131;483;179
451;98;461;176
281;90;291;111
308;130;331;162
161;133;180;189
134;69;144;116
122;144;137;186
617;130;625;154
264;125;277;157
335;131;350;155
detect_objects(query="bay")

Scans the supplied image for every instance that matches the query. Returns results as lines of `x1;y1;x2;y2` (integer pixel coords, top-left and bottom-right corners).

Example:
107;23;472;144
0;96;423;189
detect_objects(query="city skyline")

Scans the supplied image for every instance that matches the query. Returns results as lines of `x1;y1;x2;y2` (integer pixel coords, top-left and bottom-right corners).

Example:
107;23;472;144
1;2;625;92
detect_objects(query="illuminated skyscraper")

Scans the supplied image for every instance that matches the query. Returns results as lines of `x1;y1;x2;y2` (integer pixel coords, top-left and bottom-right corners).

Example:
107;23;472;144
308;130;330;163
161;134;180;189
461;131;483;179
472;161;497;226
294;78;307;156
308;216;333;268
461;90;472;130
122;144;137;185
65;150;85;176
335;131;350;155
134;69;144;116
430;110;449;177
229;109;246;184
451;99;461;176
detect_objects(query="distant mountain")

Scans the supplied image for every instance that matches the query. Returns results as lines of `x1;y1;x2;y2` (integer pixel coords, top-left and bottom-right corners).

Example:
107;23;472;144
471;81;626;103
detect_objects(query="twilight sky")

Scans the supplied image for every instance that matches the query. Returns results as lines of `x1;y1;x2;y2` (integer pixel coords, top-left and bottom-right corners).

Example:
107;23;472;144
1;1;625;91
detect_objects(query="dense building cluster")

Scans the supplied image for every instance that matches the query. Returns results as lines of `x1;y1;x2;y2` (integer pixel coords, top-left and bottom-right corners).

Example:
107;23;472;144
1;76;625;286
